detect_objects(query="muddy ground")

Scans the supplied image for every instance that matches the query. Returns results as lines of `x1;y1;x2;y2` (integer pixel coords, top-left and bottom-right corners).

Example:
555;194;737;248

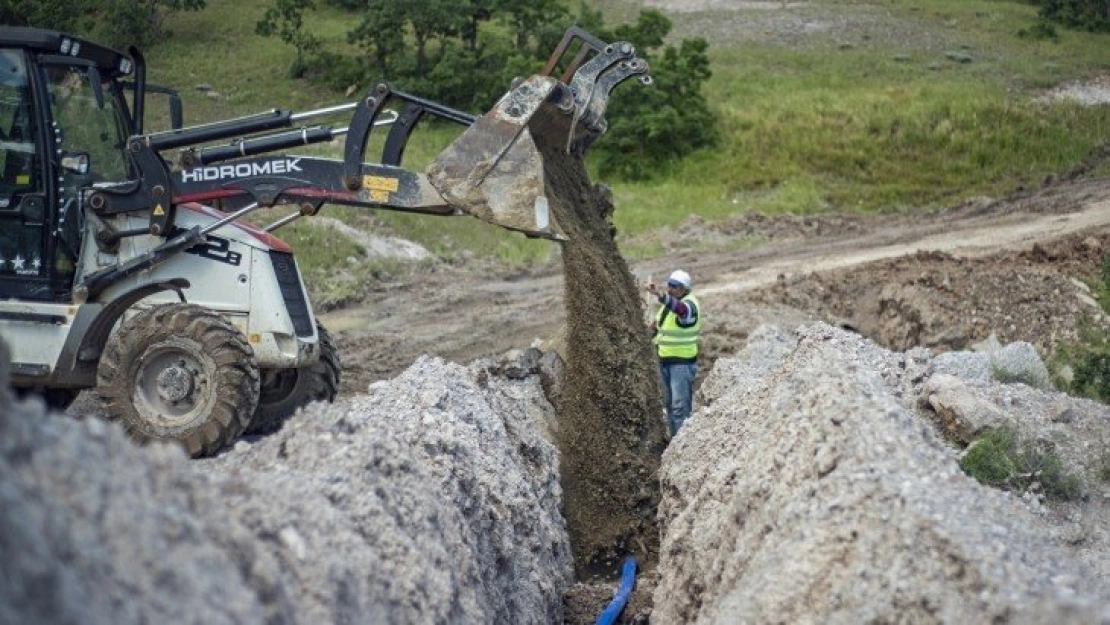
322;172;1110;399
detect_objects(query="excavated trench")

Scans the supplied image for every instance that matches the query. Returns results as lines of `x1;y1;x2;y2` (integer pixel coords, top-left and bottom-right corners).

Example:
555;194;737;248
534;113;670;581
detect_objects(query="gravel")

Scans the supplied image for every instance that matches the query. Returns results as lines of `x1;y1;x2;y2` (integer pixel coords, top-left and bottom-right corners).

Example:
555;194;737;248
655;322;1109;623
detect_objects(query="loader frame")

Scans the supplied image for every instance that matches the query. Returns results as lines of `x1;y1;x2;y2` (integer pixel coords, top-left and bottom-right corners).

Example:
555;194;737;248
0;24;650;455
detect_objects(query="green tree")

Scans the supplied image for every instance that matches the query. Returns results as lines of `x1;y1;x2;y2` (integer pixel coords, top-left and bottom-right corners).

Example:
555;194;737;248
496;0;568;53
97;0;208;47
345;1;407;79
420;30;526;111
256;0;716;179
256;0;321;76
456;0;496;53
407;0;464;75
1033;0;1110;32
0;0;98;34
342;0;536;109
594;10;717;180
347;0;461;79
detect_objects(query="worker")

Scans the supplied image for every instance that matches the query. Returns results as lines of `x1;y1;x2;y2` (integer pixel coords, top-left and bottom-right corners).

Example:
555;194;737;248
646;269;702;436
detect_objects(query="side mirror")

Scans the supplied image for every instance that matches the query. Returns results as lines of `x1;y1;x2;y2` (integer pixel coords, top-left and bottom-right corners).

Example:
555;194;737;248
61;151;90;175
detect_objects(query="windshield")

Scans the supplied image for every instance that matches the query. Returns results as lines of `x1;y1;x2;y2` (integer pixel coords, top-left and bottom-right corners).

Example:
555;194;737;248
0;49;38;207
43;63;132;184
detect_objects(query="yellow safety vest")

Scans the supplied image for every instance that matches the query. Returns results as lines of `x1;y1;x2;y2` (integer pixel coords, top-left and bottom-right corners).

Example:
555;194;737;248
654;293;701;360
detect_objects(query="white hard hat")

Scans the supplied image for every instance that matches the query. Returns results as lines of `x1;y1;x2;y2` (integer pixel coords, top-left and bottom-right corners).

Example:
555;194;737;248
667;269;692;289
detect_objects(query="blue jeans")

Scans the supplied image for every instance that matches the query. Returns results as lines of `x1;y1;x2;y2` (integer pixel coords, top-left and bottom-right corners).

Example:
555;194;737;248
660;361;697;435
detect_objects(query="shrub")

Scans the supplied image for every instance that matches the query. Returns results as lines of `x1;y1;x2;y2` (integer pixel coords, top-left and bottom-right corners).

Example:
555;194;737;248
959;426;1083;501
960;427;1019;487
1070;348;1110;402
1032;0;1110;33
1050;255;1110;403
1013;438;1083;500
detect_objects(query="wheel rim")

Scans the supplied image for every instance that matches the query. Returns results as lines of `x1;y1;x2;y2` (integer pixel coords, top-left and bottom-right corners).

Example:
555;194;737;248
134;339;215;427
259;368;300;406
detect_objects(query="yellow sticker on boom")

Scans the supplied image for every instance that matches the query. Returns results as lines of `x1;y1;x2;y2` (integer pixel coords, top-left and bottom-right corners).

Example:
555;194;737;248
364;175;399;192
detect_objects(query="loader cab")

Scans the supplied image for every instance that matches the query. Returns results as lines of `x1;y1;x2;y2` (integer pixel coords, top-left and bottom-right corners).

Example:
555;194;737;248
0;28;136;303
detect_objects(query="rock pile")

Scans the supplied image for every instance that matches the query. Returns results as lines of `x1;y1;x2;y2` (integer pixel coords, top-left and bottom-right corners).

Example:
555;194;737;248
2;323;1108;623
1;347;570;624
655;323;1109;623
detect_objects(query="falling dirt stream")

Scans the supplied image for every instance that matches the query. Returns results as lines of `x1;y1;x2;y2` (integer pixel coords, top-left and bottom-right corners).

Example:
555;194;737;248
533;110;670;580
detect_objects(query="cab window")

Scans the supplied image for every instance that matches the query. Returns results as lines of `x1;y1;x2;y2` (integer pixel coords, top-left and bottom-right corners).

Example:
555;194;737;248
0;49;39;206
44;64;131;186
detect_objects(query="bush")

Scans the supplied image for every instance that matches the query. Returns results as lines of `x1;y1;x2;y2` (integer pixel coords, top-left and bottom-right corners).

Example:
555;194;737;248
960;427;1019;487
593;11;718;181
1070;348;1110;402
1031;0;1110;33
959;426;1083;501
1051;254;1110;402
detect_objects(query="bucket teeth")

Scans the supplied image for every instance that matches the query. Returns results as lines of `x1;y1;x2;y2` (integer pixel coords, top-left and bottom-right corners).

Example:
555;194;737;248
578;57;653;134
543;43;652;155
426;29;653;240
562;42;638;115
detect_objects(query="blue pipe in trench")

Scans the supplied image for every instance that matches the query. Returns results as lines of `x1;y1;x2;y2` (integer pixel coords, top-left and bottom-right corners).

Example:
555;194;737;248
595;557;638;625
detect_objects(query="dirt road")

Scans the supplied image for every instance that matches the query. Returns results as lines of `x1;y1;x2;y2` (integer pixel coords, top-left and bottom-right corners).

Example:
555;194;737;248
322;175;1110;395
68;173;1110;419
320;0;1110;393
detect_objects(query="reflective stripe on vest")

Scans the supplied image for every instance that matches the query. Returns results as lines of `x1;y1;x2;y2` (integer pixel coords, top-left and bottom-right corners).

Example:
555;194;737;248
654;294;701;359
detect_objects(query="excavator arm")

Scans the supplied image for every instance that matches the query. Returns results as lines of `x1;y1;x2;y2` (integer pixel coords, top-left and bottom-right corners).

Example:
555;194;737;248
86;27;651;246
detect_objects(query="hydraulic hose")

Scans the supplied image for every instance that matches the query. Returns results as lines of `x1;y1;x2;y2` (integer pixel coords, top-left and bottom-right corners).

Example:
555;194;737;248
595;557;638;625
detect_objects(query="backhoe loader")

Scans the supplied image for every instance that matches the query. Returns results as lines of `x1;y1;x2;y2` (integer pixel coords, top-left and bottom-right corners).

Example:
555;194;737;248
0;25;650;456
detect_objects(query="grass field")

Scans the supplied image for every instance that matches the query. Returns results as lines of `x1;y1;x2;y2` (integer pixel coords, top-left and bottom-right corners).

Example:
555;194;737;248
140;0;1110;282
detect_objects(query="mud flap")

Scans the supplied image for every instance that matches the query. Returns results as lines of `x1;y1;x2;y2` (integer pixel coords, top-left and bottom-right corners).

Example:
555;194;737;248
427;33;652;241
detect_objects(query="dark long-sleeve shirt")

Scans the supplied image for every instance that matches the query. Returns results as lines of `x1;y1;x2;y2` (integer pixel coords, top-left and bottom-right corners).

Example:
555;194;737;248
657;293;697;326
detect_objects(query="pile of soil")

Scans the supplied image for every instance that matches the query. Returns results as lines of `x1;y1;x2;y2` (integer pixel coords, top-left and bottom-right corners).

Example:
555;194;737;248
750;232;1110;356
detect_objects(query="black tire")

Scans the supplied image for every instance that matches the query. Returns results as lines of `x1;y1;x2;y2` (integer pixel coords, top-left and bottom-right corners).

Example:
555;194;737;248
246;322;340;435
14;387;79;411
97;303;260;458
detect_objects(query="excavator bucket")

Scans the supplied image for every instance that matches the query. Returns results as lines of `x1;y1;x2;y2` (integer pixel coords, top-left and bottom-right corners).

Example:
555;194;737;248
428;28;652;240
